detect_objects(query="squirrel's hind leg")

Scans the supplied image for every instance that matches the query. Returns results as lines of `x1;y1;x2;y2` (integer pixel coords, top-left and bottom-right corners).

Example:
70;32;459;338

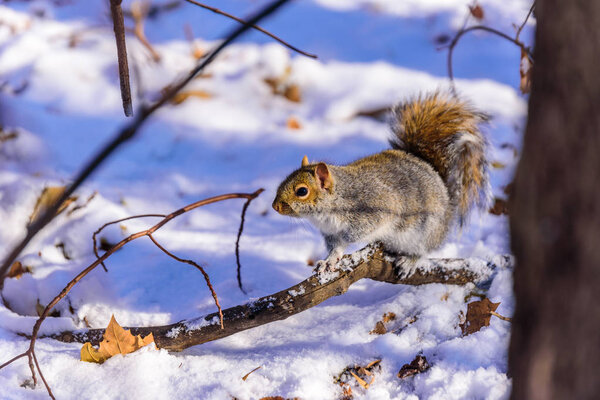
381;247;424;279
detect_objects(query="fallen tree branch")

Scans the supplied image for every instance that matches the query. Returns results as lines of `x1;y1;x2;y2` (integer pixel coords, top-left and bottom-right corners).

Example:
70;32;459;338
51;244;512;351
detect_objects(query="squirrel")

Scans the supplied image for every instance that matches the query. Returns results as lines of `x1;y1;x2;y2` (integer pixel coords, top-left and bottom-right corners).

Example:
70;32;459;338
272;92;489;272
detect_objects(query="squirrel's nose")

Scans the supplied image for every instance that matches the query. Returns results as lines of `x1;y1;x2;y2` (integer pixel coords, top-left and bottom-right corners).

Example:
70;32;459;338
272;201;280;213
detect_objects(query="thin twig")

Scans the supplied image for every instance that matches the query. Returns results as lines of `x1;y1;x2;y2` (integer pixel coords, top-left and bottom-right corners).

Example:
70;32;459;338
32;351;54;399
131;1;161;62
490;310;512;322
0;0;291;285
109;0;133;117
148;234;224;329
184;0;317;59
0;352;27;369
235;188;264;294
447;3;535;96
242;365;262;381
515;2;536;42
93;214;166;272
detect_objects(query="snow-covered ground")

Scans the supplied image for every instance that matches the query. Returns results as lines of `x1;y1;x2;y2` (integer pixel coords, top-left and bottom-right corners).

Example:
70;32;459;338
0;1;532;398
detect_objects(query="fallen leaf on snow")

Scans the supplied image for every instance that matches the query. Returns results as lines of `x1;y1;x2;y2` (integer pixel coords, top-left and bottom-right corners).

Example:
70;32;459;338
370;321;386;335
370;312;396;334
29;186;77;225
81;315;155;363
172;90;213;104
460;297;500;335
7;261;30;279
397;355;430;379
286;116;302;130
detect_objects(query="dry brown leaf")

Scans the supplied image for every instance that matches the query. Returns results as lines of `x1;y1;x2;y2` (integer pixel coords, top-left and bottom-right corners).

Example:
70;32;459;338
29;186;77;225
468;3;485;20
382;312;396;323
370;312;396;334
81;315;155;363
263;66;302;103
172;90;213;105
370;321;387;335
489;198;509;216
519;48;533;94
7;261;30;279
460;297;500;335
339;383;353;400
398;355;430;379
491;161;506;169
283;84;301;103
286;117;302;130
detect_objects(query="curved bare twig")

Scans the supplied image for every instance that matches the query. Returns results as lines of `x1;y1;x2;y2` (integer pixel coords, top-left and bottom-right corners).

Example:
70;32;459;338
0;189;264;397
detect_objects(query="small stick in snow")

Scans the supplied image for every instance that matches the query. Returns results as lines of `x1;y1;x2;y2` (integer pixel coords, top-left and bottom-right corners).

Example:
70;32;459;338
241;366;262;381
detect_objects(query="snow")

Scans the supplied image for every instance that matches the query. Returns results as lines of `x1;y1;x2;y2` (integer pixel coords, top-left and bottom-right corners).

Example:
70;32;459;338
0;0;531;399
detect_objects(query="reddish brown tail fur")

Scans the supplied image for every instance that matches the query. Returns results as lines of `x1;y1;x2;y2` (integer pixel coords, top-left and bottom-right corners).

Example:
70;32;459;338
390;92;490;225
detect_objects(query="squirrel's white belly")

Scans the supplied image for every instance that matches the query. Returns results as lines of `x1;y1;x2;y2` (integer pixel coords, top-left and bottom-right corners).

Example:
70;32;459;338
308;213;346;235
371;224;428;256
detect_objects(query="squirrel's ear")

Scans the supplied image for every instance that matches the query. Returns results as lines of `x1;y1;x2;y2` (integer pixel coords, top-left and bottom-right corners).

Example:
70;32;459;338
301;155;309;167
315;163;333;190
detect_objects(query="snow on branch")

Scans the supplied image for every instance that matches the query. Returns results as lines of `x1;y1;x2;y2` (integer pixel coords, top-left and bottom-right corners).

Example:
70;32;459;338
51;244;512;352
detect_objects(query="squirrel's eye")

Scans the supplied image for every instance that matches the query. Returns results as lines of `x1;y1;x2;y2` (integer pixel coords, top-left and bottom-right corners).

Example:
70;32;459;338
295;187;309;197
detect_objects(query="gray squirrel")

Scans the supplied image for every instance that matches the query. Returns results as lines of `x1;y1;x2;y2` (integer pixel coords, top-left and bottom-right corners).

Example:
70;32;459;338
272;92;489;271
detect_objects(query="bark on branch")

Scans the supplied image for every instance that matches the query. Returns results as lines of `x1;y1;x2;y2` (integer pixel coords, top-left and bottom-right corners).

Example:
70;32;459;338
52;244;511;351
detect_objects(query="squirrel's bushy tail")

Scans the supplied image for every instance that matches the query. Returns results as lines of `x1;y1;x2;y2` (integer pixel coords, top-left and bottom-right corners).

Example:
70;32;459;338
390;91;489;225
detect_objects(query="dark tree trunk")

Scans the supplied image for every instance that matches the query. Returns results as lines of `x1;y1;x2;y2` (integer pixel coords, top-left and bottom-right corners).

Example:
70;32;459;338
509;1;600;399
